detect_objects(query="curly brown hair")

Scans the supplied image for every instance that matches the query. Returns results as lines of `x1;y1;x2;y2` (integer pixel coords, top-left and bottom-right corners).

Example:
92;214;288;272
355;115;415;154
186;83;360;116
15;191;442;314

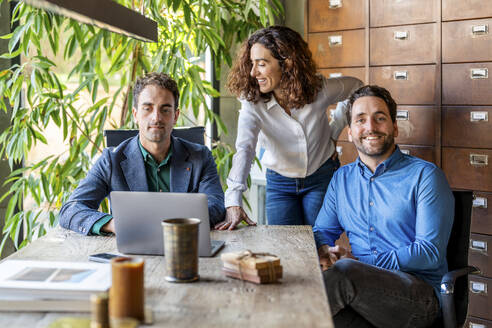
227;26;322;109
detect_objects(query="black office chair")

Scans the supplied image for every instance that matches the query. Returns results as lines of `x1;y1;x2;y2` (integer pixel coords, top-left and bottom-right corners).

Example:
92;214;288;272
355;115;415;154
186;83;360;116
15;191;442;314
103;126;205;147
438;191;480;328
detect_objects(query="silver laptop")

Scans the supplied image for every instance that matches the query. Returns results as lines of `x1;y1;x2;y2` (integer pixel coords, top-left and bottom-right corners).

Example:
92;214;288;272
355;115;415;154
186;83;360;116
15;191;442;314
110;191;225;257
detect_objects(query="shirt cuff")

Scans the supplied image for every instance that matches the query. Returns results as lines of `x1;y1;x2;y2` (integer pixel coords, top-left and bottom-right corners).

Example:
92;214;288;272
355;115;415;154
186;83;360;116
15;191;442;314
91;215;113;236
225;189;243;208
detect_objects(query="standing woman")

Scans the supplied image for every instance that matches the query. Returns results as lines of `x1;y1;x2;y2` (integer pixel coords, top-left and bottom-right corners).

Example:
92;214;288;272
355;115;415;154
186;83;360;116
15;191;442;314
215;26;362;230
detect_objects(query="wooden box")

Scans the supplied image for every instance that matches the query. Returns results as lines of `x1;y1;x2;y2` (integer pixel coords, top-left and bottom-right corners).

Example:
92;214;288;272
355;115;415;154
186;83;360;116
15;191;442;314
443;18;492;63
442;107;492;148
309;0;366;32
309;30;366;68
370;0;437;27
370;23;437;65
471;192;492;236
370;65;437;105
442;147;492;192
443;63;492;105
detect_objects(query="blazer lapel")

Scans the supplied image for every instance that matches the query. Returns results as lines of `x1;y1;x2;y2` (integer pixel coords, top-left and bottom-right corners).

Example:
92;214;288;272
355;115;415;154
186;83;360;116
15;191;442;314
121;136;149;191
170;136;192;192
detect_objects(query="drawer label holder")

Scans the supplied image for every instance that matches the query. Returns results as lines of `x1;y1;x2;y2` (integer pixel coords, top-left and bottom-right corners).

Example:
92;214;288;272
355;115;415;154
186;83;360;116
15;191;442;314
470;68;488;79
469;281;488;295
472;196;488;208
469;154;488;166
470;239;488;254
329;0;342;9
470;111;488;122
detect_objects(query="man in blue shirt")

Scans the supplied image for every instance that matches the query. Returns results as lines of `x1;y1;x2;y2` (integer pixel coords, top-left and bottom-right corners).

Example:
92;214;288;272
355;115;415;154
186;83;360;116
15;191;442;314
313;85;454;327
60;73;225;235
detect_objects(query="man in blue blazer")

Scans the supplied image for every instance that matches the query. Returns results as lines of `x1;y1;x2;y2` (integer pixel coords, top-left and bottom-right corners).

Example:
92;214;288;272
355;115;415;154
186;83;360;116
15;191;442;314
59;73;225;235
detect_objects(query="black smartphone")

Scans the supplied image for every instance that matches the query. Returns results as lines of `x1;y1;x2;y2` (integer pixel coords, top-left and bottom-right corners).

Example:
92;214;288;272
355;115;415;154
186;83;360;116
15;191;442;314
88;253;123;263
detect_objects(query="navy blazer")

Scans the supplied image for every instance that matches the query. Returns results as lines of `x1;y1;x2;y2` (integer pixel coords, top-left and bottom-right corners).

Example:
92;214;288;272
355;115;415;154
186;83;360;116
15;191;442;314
59;136;225;235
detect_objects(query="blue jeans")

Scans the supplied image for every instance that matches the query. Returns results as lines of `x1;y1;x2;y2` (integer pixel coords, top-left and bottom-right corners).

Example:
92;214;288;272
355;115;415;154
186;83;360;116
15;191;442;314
265;158;340;226
324;259;440;328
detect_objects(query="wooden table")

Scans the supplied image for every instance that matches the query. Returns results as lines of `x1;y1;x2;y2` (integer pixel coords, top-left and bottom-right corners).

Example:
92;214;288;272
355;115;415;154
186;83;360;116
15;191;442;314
0;225;333;328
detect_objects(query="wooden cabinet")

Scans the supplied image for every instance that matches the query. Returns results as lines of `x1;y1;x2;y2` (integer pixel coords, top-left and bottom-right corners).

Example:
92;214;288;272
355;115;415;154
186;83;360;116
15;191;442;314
370;24;437;65
468;275;492;320
309;0;366;32
442;0;492;21
309;30;366;68
442;18;492;63
307;0;492;323
370;0;437;27
370;65;437;105
395;106;436;146
320;68;366;84
472;192;492;235
443;107;492;148
469;233;492;277
442;147;492;191
443;63;492;105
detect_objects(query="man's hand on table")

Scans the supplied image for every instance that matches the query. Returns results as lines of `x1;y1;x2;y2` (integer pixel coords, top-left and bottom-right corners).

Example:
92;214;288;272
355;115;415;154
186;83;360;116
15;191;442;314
101;219;115;234
318;245;357;271
214;206;257;230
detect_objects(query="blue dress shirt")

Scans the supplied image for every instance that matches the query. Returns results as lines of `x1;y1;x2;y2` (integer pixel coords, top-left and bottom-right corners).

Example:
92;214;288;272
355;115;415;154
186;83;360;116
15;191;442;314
313;147;454;297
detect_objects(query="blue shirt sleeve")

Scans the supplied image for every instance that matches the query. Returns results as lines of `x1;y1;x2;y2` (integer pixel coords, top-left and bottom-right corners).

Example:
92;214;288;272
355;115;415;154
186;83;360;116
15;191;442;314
374;167;454;271
313;177;344;249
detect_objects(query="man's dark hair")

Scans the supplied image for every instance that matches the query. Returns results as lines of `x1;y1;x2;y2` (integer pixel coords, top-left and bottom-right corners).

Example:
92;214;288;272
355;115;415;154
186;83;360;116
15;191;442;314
346;85;397;125
133;72;180;110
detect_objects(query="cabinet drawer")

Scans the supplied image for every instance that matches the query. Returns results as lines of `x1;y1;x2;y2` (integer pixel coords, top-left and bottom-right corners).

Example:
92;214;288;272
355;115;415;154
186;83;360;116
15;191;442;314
443;63;492;105
370;0;437;27
336;141;358;166
398;145;436;164
443;0;492;21
320;67;367;84
469;233;492;277
472;192;492;236
466;317;492;328
370;23;437;65
468;275;492;321
370;65;436;105
443;19;492;63
442;147;492;192
309;29;366;68
443;107;492;148
309;0;366;32
394;106;436;146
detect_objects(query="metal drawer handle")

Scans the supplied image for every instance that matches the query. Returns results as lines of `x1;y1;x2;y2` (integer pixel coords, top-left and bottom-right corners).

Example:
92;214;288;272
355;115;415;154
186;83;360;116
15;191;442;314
470;111;488;122
401;149;410;155
470;68;488;79
329;0;342;9
473;196;488;208
470;154;488;166
470;239;488;252
396;110;409;121
329;35;342;47
472;24;488;35
394;31;409;40
469;323;486;328
394;71;408;80
336;146;343;155
470;281;487;295
329;72;343;78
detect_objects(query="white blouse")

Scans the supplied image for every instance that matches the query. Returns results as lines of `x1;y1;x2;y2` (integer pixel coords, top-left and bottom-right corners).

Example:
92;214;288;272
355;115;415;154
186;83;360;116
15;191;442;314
225;76;363;208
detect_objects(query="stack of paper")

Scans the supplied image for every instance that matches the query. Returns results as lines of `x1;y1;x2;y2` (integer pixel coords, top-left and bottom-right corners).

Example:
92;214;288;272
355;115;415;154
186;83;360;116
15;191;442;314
0;260;111;312
221;250;282;284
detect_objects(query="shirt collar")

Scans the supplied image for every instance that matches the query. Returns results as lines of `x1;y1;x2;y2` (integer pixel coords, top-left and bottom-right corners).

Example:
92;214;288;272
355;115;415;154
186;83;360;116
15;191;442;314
265;96;278;111
138;139;173;166
356;145;403;177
